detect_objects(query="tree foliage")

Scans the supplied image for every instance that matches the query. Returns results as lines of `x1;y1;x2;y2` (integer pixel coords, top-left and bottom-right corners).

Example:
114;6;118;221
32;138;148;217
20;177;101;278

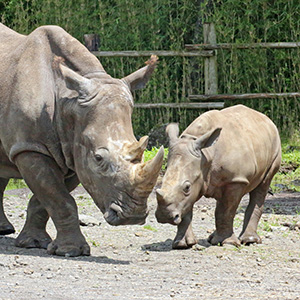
1;0;299;137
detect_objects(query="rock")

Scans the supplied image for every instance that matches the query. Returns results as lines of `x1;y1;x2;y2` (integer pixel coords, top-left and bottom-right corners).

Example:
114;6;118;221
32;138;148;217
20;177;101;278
281;222;300;231
134;232;143;237
24;269;34;275
192;244;205;251
78;214;101;227
274;184;288;190
292;179;300;186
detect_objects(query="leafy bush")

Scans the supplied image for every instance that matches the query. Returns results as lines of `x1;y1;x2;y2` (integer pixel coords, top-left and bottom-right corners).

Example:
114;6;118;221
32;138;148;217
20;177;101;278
144;147;169;172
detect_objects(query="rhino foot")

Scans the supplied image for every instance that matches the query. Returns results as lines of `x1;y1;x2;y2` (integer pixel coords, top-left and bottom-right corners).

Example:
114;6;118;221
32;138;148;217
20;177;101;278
15;230;52;249
239;232;262;245
208;231;241;247
47;239;90;257
172;233;197;249
0;223;15;235
172;238;197;249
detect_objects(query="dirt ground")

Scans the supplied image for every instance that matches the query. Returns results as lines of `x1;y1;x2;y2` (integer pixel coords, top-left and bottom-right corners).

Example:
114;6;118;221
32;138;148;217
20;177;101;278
0;185;300;300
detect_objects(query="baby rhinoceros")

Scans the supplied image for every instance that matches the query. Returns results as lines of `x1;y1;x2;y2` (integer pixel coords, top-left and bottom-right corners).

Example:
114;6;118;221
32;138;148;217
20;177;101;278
155;105;281;249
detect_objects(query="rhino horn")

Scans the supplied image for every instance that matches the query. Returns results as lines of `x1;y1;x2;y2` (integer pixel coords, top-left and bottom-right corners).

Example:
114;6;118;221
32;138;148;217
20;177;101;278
59;64;97;98
133;146;164;191
123;136;149;162
166;123;179;147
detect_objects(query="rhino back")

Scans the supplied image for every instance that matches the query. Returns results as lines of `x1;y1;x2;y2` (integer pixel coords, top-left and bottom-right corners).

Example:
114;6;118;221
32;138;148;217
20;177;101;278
183;105;281;193
0;24;105;173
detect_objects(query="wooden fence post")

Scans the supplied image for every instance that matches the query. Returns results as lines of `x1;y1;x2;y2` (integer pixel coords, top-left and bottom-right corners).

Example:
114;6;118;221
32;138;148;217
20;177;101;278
203;23;218;95
84;34;100;51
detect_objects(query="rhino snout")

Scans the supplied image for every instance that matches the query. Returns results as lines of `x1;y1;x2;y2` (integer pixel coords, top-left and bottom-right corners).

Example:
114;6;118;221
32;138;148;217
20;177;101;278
104;202;148;226
156;190;182;225
155;207;182;225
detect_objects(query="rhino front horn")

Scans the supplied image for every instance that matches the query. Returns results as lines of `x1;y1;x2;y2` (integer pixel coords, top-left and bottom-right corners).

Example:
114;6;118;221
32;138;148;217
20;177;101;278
134;146;164;191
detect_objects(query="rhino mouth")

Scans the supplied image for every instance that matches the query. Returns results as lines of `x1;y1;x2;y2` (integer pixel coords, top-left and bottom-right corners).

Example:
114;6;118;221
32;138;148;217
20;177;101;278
155;206;182;225
104;202;148;226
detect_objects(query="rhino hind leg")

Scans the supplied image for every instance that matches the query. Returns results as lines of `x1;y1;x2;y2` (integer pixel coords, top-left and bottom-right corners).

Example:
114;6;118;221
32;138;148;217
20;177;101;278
0;178;15;235
239;154;281;245
238;187;265;245
172;211;197;249
15;195;51;249
14;152;89;257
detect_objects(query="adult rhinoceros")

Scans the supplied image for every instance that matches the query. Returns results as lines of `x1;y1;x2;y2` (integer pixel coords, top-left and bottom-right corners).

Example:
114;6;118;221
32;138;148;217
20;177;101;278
155;105;281;249
0;23;164;256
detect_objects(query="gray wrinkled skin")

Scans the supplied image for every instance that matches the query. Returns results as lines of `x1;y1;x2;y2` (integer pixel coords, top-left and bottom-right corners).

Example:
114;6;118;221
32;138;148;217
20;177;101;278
0;23;163;256
155;105;281;249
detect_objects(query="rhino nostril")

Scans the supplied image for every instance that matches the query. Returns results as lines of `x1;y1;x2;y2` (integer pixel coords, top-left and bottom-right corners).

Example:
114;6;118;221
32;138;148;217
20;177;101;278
173;214;181;225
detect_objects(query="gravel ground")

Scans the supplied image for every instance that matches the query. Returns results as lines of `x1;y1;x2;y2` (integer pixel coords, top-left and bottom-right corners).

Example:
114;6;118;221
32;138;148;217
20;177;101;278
0;186;300;300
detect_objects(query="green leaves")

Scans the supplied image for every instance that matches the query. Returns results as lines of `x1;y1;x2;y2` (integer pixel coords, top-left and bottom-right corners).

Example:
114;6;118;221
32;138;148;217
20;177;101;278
144;147;168;171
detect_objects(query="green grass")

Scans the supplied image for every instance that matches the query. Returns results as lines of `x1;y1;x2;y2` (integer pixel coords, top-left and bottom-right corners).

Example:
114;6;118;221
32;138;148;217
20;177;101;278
6;179;28;190
143;225;158;232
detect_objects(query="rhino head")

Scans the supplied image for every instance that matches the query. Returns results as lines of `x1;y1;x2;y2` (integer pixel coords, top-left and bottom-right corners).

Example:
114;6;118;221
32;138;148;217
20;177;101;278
57;56;164;226
155;123;221;225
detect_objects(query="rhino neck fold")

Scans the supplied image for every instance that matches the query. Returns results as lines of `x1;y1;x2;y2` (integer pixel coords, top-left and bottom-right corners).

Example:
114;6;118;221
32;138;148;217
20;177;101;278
54;98;77;171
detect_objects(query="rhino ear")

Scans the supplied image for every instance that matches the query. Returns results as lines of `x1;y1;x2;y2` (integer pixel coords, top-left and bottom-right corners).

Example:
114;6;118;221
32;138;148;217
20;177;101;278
59;64;97;98
194;128;222;152
166;123;179;147
122;55;158;91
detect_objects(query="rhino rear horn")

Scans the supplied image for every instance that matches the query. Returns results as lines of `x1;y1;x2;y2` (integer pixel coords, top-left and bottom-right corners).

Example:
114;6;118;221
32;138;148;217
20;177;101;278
122;55;158;91
123;136;149;162
166;123;179;147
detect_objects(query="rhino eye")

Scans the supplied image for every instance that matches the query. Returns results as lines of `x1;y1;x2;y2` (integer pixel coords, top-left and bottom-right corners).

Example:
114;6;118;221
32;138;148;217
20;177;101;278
95;154;103;162
182;181;191;195
94;148;109;165
94;149;115;175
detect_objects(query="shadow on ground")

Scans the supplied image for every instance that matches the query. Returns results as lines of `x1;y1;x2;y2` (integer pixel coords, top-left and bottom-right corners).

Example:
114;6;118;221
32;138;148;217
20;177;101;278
0;236;130;265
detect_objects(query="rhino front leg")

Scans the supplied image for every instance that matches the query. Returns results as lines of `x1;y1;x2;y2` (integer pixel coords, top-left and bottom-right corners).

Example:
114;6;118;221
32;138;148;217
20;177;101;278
208;183;244;247
0;178;15;235
173;210;197;249
14;152;90;257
